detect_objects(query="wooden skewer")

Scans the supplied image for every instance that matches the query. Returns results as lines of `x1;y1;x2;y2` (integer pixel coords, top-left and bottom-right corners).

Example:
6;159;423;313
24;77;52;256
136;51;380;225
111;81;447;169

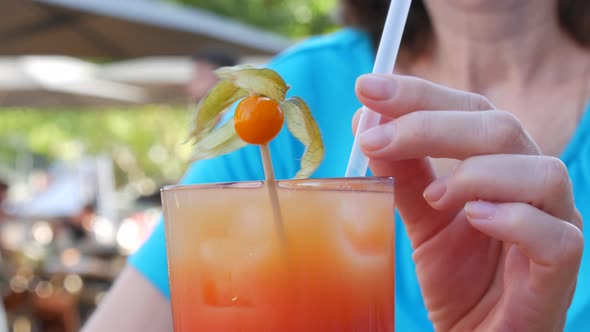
259;144;286;246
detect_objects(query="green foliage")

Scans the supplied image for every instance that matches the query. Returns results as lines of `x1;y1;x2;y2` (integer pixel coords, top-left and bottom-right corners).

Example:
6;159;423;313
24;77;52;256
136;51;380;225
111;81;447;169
0;106;193;188
166;0;339;38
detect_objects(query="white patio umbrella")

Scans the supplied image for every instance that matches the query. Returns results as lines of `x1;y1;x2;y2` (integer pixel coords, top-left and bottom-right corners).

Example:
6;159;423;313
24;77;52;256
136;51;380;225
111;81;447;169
0;0;291;58
0;56;147;106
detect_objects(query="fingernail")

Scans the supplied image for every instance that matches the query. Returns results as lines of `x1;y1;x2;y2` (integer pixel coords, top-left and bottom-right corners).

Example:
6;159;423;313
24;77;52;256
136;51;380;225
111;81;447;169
423;179;447;203
360;123;394;151
357;75;397;100
465;202;498;220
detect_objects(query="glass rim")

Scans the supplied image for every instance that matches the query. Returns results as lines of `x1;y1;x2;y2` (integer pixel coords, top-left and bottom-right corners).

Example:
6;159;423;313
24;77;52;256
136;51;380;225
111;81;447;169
161;177;394;194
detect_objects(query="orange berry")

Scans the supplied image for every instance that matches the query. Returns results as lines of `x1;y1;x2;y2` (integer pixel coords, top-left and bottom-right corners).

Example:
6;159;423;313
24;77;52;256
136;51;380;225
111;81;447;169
234;96;284;145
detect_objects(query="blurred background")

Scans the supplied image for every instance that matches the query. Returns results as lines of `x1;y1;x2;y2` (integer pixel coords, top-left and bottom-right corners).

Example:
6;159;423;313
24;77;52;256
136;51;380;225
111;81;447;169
0;0;338;330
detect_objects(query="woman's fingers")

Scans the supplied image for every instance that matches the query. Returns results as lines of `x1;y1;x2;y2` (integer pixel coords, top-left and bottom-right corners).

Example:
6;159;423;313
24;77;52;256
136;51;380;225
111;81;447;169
465;201;583;278
351;108;392;134
355;74;495;118
423;155;576;222
353;108;453;245
359;110;541;160
466;201;583;329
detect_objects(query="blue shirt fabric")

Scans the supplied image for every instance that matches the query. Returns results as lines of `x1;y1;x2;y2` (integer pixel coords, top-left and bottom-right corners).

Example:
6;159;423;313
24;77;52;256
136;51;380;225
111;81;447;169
129;28;590;331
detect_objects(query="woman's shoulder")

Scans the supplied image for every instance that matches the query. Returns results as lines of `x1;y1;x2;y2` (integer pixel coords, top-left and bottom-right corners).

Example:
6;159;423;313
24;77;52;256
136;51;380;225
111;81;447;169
565;101;590;331
562;100;590;220
269;28;373;68
562;100;590;166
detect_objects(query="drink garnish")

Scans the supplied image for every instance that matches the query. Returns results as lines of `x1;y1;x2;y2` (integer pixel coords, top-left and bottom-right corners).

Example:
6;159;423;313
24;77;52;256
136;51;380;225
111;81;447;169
187;65;324;179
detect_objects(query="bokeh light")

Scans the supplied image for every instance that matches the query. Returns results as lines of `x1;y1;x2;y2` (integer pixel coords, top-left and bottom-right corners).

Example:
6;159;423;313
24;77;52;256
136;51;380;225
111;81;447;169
34;281;54;298
31;221;53;245
60;247;81;267
64;274;84;294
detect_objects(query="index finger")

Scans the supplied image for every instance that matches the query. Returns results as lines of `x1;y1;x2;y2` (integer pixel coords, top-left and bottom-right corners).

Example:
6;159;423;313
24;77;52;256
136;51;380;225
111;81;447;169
355;74;495;118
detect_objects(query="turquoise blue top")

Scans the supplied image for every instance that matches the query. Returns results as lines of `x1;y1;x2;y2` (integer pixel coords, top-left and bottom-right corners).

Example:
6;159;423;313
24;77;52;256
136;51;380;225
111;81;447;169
130;28;590;331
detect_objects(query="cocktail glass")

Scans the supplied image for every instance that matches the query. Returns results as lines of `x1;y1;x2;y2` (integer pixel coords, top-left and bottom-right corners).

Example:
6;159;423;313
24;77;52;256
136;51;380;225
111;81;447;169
162;177;395;331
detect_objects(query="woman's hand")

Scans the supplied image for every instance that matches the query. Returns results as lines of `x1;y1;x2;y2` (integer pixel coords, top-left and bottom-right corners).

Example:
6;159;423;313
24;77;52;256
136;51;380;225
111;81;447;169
354;74;584;331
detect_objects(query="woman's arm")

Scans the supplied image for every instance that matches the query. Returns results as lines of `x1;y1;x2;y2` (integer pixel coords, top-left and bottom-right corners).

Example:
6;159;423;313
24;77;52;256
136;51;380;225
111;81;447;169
81;265;173;332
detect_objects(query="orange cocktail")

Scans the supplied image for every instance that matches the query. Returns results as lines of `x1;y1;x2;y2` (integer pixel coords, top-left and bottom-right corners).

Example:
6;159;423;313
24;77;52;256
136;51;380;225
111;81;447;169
162;177;395;331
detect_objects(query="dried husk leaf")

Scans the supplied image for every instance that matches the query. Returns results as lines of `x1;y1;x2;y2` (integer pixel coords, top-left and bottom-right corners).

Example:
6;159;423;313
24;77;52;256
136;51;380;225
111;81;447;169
281;97;324;179
215;66;288;102
191;120;247;161
188;79;247;142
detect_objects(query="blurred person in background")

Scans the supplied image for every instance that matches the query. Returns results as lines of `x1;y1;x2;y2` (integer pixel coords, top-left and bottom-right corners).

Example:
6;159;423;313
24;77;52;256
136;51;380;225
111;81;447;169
55;203;96;246
0;181;7;331
0;181;7;203
0;181;10;331
69;203;95;241
186;49;238;103
84;0;590;331
0;181;9;223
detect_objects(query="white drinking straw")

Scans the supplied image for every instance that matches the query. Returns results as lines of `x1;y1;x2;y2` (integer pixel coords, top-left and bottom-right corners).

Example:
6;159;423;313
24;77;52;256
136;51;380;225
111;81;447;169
345;0;412;177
